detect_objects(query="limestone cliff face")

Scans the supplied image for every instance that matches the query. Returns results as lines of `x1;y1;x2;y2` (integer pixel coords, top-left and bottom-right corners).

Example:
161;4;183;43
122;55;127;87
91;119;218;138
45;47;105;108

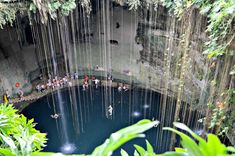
134;6;209;103
0;27;37;99
0;5;208;104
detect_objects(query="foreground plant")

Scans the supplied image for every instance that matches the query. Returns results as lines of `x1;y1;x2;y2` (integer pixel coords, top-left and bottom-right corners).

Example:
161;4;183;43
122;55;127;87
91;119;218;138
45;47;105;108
130;122;235;156
33;120;235;156
0;103;47;156
0;104;234;156
32;119;160;156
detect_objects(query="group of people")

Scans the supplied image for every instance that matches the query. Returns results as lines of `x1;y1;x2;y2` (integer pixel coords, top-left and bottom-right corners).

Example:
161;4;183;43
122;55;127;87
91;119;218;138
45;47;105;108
36;74;74;92
2;72;130;104
118;84;129;92
3;89;24;103
35;71;131;93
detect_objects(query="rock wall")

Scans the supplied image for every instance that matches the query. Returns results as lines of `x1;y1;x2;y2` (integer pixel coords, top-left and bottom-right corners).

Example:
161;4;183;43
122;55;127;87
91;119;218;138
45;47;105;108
0;4;208;104
0;27;39;100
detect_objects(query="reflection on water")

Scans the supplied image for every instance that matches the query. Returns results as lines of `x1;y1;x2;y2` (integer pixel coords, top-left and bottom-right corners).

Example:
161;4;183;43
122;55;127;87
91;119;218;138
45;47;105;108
22;86;202;155
60;143;77;154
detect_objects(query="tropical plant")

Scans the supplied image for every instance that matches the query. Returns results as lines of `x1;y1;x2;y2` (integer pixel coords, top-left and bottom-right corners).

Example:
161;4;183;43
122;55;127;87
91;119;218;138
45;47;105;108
30;119;159;156
0;103;47;156
91;119;159;156
31;119;235;156
126;122;235;156
0;108;234;156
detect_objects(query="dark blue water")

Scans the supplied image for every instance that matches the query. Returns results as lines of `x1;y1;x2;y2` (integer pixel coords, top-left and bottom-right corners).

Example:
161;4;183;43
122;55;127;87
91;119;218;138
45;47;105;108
22;86;201;155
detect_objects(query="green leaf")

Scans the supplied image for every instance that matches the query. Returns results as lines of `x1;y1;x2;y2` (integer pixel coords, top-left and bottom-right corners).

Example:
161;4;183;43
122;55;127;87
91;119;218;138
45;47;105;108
134;144;146;156
174;147;185;153
134;150;140;156
0;148;14;156
121;149;129;156
207;134;226;155
146;140;154;153
0;134;18;155
227;146;235;153
160;152;186;156
172;122;208;155
163;127;203;156
91;119;159;156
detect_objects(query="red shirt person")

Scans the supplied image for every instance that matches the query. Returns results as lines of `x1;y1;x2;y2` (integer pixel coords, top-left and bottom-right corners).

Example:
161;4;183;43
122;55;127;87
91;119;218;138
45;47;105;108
84;75;89;82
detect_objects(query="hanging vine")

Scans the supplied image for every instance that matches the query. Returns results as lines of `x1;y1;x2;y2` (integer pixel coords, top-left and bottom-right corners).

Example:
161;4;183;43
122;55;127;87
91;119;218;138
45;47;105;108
0;0;82;26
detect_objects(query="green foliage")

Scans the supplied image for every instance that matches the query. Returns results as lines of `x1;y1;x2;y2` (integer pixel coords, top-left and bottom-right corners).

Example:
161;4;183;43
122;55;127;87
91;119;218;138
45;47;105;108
0;115;233;156
0;0;77;27
162;122;235;156
132;140;156;156
0;3;17;28
30;119;159;156
127;0;141;10
80;0;92;14
91;119;159;156
126;122;235;156
160;0;235;59
0;103;47;156
30;0;76;23
116;0;235;59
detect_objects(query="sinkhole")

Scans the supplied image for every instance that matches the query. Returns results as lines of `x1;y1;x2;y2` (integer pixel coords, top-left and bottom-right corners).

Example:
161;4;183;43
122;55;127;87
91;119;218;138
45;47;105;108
22;85;202;155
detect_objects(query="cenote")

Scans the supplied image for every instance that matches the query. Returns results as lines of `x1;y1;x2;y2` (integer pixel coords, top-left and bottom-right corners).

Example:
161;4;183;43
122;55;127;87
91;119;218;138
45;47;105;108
0;0;234;155
22;84;202;155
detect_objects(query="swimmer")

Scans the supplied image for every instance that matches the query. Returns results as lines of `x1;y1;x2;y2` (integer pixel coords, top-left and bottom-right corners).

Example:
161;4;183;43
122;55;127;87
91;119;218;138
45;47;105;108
51;113;60;119
108;105;113;116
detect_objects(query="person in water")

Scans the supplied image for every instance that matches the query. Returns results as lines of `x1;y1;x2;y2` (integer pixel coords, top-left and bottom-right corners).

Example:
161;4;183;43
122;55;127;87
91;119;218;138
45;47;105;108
108;105;113;116
51;113;59;119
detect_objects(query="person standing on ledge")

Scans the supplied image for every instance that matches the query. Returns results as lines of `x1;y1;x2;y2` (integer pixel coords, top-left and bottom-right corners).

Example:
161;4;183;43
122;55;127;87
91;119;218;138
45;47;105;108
5;89;11;101
93;77;100;88
18;90;24;100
